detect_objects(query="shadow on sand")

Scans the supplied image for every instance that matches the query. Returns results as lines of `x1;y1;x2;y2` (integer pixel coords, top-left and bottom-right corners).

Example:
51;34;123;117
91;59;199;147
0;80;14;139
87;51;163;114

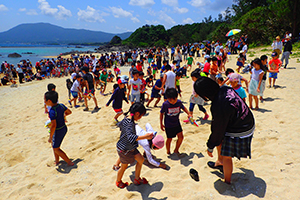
56;158;83;174
167;152;204;167
213;168;266;198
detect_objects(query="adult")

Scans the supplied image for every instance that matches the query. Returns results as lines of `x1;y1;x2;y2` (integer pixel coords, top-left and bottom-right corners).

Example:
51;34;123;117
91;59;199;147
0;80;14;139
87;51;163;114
174;48;182;67
241;41;248;60
194;77;255;184
271;36;283;56
281;36;293;68
16;64;24;84
82;67;99;112
205;42;212;56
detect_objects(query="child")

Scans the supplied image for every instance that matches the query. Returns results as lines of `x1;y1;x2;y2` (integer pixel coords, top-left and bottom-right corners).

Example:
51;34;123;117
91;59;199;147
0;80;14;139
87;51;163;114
202;57;211;76
127;69;142;105
145;75;154;88
44;83;56;114
114;65;121;81
113;123;166;170
45;91;74;166
107;70;115;82
116;103;153;188
210;56;219;82
236;52;245;73
160;88;191;155
260;55;268;102
268;52;282;88
106;79;129;124
248;58;264;110
69;75;82;108
139;71;147;104
146;73;163;107
151;60;158;80
229;73;247;101
100;69;108;95
175;72;182;98
66;79;73;100
221;68;249;91
184;70;209;122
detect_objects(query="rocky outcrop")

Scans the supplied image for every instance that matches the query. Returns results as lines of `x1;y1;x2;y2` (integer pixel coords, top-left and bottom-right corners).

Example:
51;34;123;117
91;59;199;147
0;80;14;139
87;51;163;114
8;53;22;58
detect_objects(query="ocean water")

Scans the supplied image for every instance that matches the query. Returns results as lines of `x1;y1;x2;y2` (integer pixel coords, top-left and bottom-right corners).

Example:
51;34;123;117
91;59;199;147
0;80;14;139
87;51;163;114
0;44;97;66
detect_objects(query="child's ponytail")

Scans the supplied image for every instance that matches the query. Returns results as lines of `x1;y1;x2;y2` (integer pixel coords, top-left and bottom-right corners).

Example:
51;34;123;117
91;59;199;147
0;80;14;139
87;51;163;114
124;102;146;121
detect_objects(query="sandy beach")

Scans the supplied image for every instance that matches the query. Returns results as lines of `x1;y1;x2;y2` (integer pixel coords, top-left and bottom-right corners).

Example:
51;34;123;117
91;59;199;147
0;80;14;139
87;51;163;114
0;47;300;200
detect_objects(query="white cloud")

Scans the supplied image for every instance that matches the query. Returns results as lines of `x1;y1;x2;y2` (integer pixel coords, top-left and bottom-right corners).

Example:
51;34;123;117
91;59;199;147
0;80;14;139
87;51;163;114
183;18;194;24
159;11;175;25
19;8;26;12
77;6;105;23
161;0;178;6
0;4;8;11
27;9;38;15
131;16;140;23
188;0;209;7
174;7;188;14
145;19;160;25
110;7;132;18
38;0;71;19
129;0;155;8
110;7;140;23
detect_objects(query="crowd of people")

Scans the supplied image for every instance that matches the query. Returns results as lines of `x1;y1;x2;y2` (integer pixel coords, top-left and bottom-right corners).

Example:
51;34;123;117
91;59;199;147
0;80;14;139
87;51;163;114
3;31;294;188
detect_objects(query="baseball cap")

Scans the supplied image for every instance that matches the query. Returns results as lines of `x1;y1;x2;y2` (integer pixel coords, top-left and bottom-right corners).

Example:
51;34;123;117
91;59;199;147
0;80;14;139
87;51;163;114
151;60;155;63
118;79;127;84
152;135;164;149
271;52;278;57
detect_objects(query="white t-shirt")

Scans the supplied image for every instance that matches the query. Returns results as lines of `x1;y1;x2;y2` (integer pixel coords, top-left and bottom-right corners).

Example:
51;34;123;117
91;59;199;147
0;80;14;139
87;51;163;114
242;44;248;53
129;78;142;95
71;80;81;92
165;70;176;90
71;72;77;80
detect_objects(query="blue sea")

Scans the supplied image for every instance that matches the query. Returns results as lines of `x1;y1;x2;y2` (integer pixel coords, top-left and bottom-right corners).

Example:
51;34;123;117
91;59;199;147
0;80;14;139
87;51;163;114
0;44;98;66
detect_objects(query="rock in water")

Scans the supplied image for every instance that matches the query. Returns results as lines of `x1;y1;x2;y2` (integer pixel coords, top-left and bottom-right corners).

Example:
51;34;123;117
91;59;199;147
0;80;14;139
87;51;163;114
8;53;22;58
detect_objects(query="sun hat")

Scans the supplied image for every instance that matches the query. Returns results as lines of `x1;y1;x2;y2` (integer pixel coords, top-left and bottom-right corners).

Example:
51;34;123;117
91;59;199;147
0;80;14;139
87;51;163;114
276;36;280;40
152;135;164;149
229;73;240;81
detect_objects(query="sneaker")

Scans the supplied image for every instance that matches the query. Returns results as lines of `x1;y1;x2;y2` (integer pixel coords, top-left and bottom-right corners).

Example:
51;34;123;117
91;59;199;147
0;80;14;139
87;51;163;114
203;114;209;120
113;118;118;125
68;100;72;106
74;105;80;108
183;119;189;123
83;107;89;111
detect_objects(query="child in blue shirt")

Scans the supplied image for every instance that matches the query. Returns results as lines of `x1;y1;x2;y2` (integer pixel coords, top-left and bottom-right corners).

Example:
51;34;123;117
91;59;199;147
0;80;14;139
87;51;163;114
146;73;163;107
45;91;74;166
160;88;191;155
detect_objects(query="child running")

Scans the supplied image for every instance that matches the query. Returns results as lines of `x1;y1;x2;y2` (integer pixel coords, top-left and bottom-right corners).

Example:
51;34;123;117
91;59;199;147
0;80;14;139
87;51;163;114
116;103;153;188
146;73;163;107
45;91;74;166
160;88;191;155
69;75;82;108
184;70;209;123
268;52;282;88
100;69;108;95
106;79;129;124
127;69;142;104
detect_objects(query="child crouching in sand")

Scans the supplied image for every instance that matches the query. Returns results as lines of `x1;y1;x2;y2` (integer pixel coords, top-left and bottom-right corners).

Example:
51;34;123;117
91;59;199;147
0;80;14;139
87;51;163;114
116;103;153;188
45;91;74;166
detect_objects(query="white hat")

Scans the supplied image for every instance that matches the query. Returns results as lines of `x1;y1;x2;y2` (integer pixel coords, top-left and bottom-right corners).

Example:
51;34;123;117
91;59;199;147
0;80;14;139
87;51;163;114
204;55;210;59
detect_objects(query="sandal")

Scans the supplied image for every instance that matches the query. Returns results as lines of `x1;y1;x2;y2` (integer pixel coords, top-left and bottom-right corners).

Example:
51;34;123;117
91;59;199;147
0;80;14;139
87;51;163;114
134;177;148;185
112;165;120;171
116;181;128;188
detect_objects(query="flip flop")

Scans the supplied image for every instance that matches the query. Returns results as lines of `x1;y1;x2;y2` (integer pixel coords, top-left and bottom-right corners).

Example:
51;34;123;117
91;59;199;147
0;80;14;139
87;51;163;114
207;161;223;173
116;181;128;189
189;168;199;181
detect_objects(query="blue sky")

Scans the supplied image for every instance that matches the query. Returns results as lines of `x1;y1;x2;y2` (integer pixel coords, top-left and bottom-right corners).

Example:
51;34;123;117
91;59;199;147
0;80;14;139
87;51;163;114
0;0;234;33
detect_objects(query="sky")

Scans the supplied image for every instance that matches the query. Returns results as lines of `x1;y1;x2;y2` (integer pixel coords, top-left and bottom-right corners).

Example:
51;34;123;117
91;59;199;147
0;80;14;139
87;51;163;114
0;0;234;33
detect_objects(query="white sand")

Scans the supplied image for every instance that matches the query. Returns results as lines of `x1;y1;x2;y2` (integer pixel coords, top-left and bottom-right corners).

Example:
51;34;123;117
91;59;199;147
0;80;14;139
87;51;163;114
0;47;300;199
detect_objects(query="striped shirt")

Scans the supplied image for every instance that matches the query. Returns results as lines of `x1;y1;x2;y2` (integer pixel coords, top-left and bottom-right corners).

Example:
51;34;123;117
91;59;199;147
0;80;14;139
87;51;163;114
116;118;138;151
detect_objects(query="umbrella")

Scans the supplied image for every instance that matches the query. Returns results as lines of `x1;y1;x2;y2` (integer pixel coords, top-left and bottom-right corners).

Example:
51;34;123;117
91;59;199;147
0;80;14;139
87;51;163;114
226;29;241;37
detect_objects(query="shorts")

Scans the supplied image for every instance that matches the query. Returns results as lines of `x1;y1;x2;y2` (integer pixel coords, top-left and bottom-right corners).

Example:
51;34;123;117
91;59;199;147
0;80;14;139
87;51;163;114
71;91;78;98
151;92;161;98
128;58;133;63
269;72;278;79
165;125;182;138
52;126;67;148
153;69;157;75
237;61;243;67
130;93;140;102
84;88;95;95
117;148;140;164
221;135;252;159
114;108;123;114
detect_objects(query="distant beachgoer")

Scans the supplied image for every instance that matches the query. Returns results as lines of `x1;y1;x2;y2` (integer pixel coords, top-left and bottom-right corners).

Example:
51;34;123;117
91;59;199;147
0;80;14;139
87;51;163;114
269;52;282;88
281;36;292;68
82;67;99;112
272;36;283;56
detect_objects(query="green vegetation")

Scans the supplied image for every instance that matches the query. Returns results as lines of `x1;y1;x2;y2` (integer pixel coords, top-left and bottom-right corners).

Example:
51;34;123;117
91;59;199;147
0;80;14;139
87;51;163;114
110;36;122;45
124;0;300;47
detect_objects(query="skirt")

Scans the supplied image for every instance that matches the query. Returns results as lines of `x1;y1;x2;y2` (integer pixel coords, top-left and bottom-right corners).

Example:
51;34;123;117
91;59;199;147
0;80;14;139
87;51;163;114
221;135;252;159
249;79;263;96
